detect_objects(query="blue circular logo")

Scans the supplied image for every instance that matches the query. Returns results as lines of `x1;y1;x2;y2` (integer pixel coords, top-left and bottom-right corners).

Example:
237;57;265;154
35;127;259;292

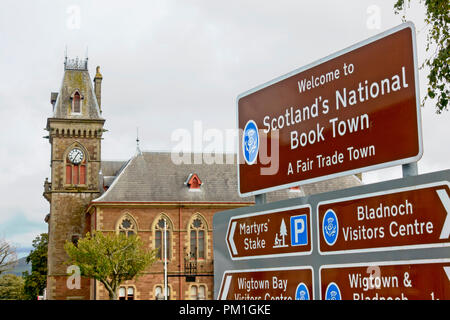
242;120;259;165
325;282;341;300
322;209;338;246
295;283;310;300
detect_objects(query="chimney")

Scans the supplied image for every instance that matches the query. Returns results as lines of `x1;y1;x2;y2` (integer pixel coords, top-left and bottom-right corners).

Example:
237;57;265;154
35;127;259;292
94;66;103;113
50;92;58;109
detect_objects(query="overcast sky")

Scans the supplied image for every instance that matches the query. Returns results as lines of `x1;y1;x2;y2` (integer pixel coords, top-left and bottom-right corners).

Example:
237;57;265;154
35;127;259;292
0;0;448;257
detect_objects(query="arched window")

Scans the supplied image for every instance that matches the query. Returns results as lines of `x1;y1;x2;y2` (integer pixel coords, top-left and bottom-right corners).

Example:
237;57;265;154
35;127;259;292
71;235;80;247
190;284;206;300
117;215;137;237
118;287;125;300
154;285;171;300
65;145;87;186
118;286;135;300
189;215;207;260
154;216;172;260
127;287;135;300
190;286;197;300
72;91;82;114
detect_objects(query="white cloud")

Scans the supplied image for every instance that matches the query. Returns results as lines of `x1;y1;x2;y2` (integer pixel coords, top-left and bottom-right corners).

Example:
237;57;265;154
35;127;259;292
0;0;448;251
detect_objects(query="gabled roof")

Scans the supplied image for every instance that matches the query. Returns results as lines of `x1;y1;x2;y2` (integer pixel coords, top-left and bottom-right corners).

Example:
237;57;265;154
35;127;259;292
185;173;202;189
94;152;362;203
95;152;247;203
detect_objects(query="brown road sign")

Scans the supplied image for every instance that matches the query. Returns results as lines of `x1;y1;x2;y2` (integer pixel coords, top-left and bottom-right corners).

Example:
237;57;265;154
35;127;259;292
218;266;314;300
317;182;450;254
226;205;311;260
237;22;422;196
320;259;450;300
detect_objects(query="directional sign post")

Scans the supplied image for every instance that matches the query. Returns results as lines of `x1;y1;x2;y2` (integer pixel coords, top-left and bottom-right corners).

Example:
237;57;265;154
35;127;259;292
218;266;314;300
216;19;449;302
320;259;450;300
237;22;422;196
226;205;312;260
214;170;450;300
317;182;450;254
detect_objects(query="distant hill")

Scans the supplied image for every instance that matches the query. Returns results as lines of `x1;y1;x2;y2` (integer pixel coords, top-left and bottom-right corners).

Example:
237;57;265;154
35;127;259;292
4;257;31;277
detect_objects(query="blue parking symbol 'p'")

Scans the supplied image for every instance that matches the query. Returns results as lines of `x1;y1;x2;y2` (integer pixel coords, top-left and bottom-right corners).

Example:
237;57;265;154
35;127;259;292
290;215;308;246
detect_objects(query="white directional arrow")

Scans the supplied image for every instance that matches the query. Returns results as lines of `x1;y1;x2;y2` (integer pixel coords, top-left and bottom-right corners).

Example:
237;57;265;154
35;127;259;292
220;275;233;300
444;267;450;282
436;189;450;239
228;221;238;256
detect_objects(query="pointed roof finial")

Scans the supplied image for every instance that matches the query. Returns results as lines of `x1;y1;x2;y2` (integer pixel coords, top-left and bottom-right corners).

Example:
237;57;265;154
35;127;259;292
95;66;103;79
135;127;142;156
64;45;68;67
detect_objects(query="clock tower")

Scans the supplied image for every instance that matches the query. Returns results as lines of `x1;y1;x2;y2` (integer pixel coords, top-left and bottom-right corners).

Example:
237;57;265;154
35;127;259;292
44;57;105;300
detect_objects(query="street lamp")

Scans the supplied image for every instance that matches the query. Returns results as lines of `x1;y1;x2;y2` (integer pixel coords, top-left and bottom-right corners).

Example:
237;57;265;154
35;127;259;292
164;218;168;300
158;217;168;300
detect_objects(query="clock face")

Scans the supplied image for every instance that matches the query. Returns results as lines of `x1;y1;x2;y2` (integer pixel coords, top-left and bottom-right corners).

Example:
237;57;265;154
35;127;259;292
68;148;84;164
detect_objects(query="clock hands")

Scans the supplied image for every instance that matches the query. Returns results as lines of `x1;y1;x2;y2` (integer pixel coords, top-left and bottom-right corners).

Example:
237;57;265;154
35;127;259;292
75;152;82;163
69;148;84;164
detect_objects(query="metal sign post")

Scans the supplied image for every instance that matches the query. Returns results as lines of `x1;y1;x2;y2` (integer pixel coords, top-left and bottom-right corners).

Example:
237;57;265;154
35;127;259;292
164;218;168;300
214;170;450;300
402;162;419;177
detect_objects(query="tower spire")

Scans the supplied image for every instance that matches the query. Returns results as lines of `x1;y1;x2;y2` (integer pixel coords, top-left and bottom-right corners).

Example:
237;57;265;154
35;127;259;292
135;127;142;155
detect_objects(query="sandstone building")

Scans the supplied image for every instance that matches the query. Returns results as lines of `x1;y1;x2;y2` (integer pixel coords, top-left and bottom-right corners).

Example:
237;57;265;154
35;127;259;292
43;58;362;300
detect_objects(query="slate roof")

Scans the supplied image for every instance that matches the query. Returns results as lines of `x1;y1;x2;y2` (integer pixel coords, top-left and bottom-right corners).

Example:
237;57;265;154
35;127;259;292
101;160;128;177
52;67;102;120
94;152;362;203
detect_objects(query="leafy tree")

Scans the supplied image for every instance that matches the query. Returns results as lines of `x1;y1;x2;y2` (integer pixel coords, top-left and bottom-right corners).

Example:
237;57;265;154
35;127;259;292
22;233;48;300
64;231;157;300
0;239;17;275
394;0;449;113
0;274;24;300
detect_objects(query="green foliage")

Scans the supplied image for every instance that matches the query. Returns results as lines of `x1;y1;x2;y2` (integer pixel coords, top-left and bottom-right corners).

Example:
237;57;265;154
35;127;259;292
0;274;25;300
64;231;157;300
22;233;48;300
394;0;449;113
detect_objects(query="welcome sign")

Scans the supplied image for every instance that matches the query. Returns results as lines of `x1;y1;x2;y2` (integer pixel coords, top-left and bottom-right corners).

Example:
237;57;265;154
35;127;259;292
237;22;422;196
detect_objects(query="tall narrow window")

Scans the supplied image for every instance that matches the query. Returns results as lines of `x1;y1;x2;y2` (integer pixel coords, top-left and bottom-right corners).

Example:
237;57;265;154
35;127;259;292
198;285;206;300
154;217;172;260
198;230;205;259
190;286;198;300
118;287;126;300
190;230;197;259
155;286;163;300
155;285;171;300
65;146;87;186
127;287;134;300
66;165;72;184
73;91;81;113
189;216;206;260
